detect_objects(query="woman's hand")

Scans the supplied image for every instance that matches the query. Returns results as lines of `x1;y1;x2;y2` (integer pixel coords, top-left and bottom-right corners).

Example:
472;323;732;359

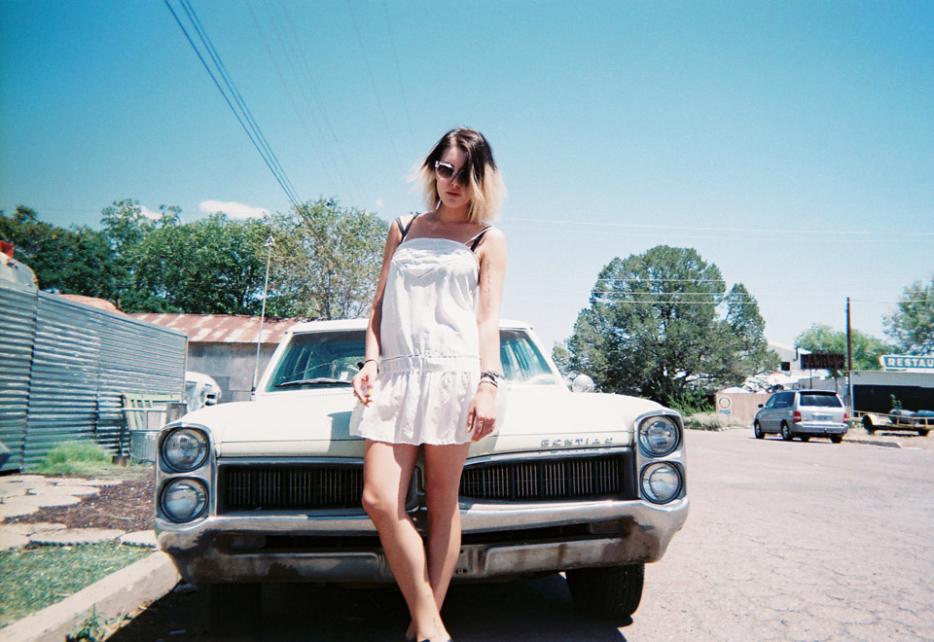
352;361;379;406
467;384;498;441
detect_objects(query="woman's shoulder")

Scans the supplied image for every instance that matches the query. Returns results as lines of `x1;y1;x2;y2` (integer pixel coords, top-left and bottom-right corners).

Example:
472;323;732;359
481;223;505;240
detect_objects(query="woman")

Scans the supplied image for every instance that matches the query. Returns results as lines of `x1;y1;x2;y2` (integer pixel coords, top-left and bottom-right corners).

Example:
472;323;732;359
349;127;507;642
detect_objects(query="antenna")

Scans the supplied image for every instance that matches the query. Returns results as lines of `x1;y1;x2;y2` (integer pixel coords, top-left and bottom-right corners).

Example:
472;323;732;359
251;236;275;399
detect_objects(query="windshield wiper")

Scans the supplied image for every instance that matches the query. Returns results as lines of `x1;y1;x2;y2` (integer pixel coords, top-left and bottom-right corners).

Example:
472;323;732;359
275;378;352;388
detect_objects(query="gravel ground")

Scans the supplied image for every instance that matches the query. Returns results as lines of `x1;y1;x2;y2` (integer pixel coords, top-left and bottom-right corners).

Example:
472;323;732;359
103;428;934;641
4;469;155;532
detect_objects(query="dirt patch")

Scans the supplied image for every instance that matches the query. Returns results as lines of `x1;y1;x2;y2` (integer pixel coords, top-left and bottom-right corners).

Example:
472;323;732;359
5;469;155;532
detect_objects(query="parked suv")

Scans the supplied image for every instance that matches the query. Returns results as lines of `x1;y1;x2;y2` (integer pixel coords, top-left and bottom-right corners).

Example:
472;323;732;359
753;389;848;443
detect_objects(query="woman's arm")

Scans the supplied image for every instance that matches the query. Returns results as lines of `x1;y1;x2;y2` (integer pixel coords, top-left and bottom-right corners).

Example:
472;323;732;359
353;215;409;404
468;227;507;440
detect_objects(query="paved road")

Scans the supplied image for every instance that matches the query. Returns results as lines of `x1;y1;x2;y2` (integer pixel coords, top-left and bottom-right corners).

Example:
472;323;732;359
111;429;934;641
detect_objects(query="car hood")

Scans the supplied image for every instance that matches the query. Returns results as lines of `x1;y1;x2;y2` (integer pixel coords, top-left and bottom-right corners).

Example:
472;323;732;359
180;385;668;458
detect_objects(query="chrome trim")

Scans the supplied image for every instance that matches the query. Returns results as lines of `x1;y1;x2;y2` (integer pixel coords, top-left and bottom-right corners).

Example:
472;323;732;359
160;477;209;523
464;446;634;467
216;456;364;466
159;427;210;473
156;421;216;521
632;409;687;503
637;415;681;458
639;461;685;505
157;496;690;583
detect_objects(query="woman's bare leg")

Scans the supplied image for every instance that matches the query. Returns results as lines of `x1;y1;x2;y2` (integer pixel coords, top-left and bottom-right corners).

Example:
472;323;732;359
362;439;449;641
405;442;470;639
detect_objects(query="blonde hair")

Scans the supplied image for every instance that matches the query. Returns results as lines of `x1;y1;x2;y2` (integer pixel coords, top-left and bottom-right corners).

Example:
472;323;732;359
415;128;506;224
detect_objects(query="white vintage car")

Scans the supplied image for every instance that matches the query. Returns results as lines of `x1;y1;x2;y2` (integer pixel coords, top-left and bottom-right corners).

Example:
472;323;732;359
155;318;689;629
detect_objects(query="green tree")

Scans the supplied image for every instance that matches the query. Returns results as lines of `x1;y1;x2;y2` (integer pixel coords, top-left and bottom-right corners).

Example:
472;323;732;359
267;197;387;319
100;199;156;308
0;205;120;298
794;324;892;374
129;212;271;314
561;245;777;406
884;277;934;354
551;342;573;378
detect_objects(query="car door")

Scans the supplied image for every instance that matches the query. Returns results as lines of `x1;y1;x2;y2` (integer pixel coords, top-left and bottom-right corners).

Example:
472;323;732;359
777;392;795;428
759;394;777;432
767;392;788;431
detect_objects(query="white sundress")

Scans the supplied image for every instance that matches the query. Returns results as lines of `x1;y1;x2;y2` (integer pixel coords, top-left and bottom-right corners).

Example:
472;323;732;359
349;214;503;445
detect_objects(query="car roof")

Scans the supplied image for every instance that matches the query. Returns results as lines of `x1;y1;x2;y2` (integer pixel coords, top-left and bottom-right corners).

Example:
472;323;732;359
288;317;533;334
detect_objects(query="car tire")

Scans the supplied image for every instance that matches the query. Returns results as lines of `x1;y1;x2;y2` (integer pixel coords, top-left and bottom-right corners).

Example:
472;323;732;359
754;421;764;439
830;435;844;444
566;563;645;623
780;422;793;441
800;435;810;442
917;430;929;437
863;416;875;434
207;582;262;635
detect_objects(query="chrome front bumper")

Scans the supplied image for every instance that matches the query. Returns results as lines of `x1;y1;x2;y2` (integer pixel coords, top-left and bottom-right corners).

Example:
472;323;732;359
157;497;689;584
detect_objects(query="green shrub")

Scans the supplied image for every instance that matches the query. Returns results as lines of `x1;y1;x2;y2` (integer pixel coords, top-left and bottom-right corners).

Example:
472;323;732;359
29;441;146;479
682;412;723;431
667;392;714;417
43;441;110;465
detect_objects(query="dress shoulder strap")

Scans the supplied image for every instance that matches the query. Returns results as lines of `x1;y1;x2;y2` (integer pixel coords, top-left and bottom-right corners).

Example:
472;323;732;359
467;225;493;252
396;212;421;241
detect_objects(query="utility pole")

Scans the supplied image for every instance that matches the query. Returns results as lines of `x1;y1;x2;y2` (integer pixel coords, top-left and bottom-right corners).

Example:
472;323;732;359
251;236;275;400
846;296;854;414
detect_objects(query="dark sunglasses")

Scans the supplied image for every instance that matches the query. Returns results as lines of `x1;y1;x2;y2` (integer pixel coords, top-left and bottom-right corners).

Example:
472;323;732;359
434;160;469;184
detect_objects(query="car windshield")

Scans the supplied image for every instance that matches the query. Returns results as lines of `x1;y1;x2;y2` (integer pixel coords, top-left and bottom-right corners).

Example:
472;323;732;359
265;328;560;390
799;393;842;408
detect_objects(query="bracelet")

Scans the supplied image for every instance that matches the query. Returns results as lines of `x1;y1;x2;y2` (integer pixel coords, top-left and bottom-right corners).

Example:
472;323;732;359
480;370;502;384
363;358;379;372
479;379;498;388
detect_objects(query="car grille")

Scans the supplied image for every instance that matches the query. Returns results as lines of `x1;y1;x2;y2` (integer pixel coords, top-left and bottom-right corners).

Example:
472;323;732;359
216;451;637;512
218;465;364;512
459;451;637;501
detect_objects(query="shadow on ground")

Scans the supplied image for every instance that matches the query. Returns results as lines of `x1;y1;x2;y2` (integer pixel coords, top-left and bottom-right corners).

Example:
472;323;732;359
110;574;629;641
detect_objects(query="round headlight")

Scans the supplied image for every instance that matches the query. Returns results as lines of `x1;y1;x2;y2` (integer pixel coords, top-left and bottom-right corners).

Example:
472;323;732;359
162;428;208;471
638;416;680;457
160;478;208;522
641;462;683;504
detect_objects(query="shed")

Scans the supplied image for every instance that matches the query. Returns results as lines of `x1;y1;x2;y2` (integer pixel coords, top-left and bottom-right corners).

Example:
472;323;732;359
0;282;187;472
129;313;306;403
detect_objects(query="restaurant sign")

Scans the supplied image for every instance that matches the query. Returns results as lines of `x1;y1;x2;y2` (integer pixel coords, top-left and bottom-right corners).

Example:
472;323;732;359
880;354;934;372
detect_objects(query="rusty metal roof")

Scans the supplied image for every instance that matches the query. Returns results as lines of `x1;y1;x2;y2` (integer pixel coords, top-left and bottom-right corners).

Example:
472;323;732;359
128;313;306;345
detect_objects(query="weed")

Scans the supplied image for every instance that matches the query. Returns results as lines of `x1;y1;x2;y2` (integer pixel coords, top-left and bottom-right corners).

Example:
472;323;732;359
29;441;148;479
668;392;714;417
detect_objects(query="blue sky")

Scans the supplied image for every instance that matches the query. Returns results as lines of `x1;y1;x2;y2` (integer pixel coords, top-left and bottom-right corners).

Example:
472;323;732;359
2;0;932;354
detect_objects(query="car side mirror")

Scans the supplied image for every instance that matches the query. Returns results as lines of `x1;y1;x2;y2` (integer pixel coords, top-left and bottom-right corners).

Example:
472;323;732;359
571;373;595;393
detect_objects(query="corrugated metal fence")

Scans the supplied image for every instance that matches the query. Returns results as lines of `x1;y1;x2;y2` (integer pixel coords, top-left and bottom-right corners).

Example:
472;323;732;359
0;282;187;471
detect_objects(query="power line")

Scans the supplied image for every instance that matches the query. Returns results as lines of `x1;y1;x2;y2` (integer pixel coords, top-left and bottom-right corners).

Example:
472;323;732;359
592;293;758;297
593;300;763;305
274;0;365;203
345;0;405;171
179;0;301;204
507;216;934;238
595;278;728;283
243;0;346;196
164;0;302;208
381;0;414;141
